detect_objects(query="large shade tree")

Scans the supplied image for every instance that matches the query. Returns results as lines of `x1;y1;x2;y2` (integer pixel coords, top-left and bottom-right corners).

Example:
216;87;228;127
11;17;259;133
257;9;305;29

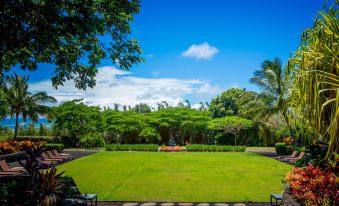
208;116;253;146
0;0;143;90
52;100;102;147
2;73;57;138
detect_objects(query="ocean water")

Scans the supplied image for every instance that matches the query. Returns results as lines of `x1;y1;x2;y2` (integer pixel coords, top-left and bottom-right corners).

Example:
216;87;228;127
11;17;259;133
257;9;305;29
0;118;52;129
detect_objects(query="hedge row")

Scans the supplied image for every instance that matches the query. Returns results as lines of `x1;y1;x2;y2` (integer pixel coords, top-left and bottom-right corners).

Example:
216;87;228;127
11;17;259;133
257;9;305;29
185;144;246;152
44;143;64;152
275;143;294;155
105;144;159;151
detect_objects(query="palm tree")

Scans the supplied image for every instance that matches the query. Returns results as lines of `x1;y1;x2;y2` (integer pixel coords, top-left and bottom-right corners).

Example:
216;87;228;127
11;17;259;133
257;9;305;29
250;58;292;135
2;73;57;138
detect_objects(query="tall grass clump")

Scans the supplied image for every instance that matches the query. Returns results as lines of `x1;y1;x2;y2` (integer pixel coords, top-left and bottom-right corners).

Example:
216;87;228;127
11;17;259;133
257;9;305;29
186;144;246;152
105;144;159;151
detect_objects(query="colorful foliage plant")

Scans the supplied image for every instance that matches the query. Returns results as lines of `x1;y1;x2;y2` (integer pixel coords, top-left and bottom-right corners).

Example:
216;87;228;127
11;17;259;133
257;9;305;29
286;165;339;205
0;140;43;154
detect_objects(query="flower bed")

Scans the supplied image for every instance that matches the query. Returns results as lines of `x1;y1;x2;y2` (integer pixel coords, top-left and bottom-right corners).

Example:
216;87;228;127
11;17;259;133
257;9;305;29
159;146;186;152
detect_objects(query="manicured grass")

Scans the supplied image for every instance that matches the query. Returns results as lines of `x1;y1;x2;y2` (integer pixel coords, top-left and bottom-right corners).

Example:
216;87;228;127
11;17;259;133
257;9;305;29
58;152;291;202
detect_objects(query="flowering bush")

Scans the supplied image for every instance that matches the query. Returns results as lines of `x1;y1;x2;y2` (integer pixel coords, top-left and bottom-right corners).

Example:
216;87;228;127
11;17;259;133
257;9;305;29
159;146;186;152
285;165;339;205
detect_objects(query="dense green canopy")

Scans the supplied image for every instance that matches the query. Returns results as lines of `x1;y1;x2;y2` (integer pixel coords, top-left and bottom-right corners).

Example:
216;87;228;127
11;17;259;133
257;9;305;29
0;0;142;89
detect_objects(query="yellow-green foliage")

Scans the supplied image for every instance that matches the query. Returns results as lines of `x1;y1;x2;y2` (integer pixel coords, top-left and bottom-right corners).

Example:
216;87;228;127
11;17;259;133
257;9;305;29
289;2;339;157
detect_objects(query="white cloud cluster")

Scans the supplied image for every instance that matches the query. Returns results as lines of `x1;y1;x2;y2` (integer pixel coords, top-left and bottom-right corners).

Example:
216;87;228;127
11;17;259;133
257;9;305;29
29;66;221;108
181;42;219;60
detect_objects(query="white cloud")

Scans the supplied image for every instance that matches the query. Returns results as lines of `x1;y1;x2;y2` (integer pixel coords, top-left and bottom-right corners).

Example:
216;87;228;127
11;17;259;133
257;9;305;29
181;42;219;60
29;66;221;108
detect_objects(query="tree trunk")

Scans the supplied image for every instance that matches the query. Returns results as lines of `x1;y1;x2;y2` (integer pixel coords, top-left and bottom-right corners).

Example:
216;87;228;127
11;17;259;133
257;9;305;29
234;133;237;146
14;112;19;139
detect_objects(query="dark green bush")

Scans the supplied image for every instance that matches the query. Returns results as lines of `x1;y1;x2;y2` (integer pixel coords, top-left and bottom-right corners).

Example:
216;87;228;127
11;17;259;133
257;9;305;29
294;144;328;167
105;144;159;151
275;143;293;155
185;144;246;152
79;133;105;148
43;143;64;152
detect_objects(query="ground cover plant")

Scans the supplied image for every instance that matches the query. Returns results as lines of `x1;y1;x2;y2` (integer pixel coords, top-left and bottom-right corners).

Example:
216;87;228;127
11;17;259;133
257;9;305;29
58;152;291;202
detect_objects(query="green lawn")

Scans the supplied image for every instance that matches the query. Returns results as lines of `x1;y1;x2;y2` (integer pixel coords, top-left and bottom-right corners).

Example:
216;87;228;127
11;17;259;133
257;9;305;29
58;152;291;202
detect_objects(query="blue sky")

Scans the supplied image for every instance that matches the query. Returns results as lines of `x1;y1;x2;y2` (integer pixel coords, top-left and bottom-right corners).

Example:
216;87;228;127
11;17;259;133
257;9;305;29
17;0;325;108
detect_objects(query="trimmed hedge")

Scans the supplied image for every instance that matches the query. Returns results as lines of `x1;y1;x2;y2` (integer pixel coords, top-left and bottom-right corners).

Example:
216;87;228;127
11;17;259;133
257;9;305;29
44;143;64;152
275;143;293;155
105;144;159;151
185;144;246;152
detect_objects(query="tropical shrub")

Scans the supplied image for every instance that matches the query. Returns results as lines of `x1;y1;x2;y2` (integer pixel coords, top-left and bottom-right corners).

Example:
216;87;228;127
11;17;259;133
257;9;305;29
286;165;339;205
43;143;64;152
36;167;65;206
275;143;293;155
0;140;34;155
79;133;105;148
294;144;328;167
0;142;16;155
105;144;159;151
185;144;246;152
288;1;339;157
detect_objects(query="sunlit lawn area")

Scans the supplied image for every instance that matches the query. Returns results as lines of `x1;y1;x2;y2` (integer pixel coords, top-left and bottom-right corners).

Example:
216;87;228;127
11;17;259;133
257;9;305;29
58;152;291;202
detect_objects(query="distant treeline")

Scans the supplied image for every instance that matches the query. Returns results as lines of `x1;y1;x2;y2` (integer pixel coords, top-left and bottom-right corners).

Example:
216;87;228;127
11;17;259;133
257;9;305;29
48;87;286;147
1;88;289;148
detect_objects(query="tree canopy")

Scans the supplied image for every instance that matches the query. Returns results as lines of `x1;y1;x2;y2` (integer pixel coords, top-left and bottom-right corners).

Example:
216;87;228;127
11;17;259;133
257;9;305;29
0;0;143;89
208;116;253;145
